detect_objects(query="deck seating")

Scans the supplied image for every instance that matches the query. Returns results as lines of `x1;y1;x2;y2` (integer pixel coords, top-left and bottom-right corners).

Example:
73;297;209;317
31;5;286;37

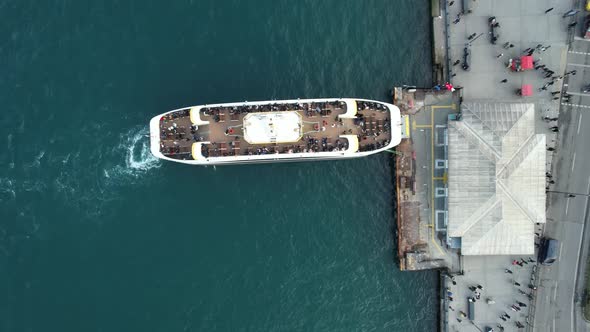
377;120;384;133
218;142;228;151
160;101;392;157
231;140;240;152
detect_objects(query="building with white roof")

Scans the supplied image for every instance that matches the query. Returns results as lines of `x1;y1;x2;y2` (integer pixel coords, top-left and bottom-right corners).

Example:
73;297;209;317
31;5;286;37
447;102;546;255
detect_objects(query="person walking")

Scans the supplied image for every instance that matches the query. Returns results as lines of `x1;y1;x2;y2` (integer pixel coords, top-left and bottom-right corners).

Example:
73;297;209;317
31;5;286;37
497;53;504;58
514;282;521;286
563;9;580;18
453;60;460;66
501;79;508;83
545;7;554;14
505;269;513;274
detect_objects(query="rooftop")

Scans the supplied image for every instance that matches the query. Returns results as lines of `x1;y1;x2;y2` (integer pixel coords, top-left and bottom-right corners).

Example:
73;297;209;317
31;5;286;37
447;102;546;255
243;111;302;144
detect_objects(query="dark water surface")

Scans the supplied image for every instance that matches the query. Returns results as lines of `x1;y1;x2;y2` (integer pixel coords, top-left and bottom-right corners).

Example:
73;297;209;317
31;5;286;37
0;1;437;331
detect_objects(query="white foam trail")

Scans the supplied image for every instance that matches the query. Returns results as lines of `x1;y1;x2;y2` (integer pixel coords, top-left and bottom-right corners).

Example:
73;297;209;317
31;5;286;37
105;126;161;180
125;128;160;172
62;153;70;164
0;178;16;200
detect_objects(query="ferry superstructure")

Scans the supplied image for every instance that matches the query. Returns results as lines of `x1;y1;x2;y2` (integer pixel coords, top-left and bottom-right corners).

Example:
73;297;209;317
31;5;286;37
149;98;402;165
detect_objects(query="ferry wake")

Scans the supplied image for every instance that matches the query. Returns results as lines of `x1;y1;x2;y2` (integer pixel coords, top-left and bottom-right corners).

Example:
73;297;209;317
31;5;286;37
149;98;402;165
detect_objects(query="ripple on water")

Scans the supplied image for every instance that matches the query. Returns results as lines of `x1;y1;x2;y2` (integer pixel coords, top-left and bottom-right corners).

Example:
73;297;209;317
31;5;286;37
50;126;161;219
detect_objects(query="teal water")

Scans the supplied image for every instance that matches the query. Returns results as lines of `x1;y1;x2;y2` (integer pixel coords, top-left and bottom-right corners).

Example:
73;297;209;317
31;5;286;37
0;1;437;331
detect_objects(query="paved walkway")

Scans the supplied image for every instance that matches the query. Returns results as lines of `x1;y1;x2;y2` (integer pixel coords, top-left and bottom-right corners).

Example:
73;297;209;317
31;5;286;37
446;256;539;332
440;0;575;331
448;0;570;102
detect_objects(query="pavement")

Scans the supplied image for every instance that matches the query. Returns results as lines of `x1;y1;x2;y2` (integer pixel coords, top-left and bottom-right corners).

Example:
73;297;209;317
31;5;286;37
446;256;538;332
532;36;590;332
448;1;570;103
438;1;584;331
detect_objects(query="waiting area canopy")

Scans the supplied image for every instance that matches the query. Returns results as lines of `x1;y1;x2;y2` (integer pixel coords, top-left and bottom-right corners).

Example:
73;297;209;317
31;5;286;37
520;84;533;96
510;55;534;71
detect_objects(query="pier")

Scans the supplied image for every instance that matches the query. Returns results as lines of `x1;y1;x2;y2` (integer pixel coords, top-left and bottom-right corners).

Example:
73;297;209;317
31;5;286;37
392;0;587;331
393;87;460;273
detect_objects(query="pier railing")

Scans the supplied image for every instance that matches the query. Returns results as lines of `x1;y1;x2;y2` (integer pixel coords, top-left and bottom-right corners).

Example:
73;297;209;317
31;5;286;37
439;271;449;332
443;0;451;82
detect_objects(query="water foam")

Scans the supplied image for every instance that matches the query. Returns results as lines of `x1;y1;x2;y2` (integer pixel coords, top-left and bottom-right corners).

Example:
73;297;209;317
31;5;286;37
105;126;161;180
125;127;160;172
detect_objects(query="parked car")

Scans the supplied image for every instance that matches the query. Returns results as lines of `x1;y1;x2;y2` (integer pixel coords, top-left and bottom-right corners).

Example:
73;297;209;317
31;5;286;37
538;237;560;266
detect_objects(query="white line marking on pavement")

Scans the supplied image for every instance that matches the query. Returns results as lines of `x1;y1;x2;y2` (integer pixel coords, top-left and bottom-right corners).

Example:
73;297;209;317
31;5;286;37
566;198;570;215
554;284;559;301
569;50;590;55
562;102;590;109
587;176;590;194
572;153;576;172
567;91;590;97
568;63;590;68
578;113;583;135
572;221;585;331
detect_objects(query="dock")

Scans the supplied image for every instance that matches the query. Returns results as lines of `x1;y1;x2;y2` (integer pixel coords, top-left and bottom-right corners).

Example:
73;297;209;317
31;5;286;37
392;0;577;331
393;86;461;273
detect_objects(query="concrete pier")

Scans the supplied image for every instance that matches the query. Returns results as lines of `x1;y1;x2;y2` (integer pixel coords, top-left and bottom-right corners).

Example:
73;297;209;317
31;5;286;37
393;87;461;272
392;0;581;331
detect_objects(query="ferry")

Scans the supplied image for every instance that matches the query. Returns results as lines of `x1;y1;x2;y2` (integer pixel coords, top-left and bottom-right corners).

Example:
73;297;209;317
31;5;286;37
149;98;402;165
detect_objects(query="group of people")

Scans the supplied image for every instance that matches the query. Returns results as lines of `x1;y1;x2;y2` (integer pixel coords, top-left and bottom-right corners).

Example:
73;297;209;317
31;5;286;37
164;99;394;158
200;100;347;121
160;120;201;159
445;255;538;330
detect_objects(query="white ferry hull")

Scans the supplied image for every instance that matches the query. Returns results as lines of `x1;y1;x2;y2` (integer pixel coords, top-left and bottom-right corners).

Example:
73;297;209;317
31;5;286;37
150;98;402;165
